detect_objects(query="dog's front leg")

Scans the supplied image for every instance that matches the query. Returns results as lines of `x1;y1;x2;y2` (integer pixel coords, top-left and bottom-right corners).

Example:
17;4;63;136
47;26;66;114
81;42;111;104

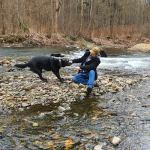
53;71;63;82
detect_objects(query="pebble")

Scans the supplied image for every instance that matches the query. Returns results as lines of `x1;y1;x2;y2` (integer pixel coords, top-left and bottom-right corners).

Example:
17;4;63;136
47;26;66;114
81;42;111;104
111;136;121;146
94;145;102;150
18;108;24;112
22;102;29;107
33;122;38;127
58;106;66;112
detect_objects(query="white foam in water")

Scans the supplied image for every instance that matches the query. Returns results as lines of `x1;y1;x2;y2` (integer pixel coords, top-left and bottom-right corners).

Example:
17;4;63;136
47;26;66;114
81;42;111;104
66;50;150;75
99;57;150;74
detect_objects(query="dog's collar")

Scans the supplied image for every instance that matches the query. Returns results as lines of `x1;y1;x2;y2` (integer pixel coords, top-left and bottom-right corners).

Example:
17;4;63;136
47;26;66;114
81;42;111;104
59;59;61;68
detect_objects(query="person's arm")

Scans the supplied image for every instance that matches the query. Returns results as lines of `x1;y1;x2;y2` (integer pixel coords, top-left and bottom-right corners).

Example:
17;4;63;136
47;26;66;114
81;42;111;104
80;59;100;71
71;51;89;63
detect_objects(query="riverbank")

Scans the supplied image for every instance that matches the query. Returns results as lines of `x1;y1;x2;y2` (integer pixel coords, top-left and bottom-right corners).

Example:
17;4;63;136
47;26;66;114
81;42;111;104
1;33;150;49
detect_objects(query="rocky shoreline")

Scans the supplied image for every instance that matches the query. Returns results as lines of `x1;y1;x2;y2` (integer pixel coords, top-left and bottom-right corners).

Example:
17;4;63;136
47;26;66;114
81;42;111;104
1;33;150;54
0;58;146;115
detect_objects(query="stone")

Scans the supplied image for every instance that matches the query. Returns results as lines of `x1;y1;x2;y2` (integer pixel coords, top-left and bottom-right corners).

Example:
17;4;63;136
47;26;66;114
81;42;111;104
126;79;134;84
58;106;65;112
70;83;79;88
37;113;46;119
2;59;7;64
33;122;38;127
18;76;24;79
127;43;150;52
94;145;102;150
24;86;33;91
18;108;24;112
111;136;121;146
22;102;29;107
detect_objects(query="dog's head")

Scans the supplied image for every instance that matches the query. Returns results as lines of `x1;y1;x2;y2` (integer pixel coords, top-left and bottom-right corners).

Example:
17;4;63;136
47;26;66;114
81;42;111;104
61;59;72;67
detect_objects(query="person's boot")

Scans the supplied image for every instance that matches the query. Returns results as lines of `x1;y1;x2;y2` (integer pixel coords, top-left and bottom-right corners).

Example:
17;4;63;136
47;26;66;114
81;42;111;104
86;86;92;95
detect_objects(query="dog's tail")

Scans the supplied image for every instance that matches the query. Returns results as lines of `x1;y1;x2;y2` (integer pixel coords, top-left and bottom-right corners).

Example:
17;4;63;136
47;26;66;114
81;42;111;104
15;63;29;68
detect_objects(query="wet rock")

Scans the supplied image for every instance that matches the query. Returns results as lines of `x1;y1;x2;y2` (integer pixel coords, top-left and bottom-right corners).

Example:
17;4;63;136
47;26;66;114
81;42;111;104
23;119;34;125
80;93;86;96
24;85;33;91
108;89;117;93
100;50;107;57
2;64;7;67
18;108;24;112
37;113;46;119
79;83;85;88
22;97;28;101
127;43;150;52
110;136;121;146
33;122;38;127
2;59;7;64
0;128;6;138
126;79;134;84
58;106;66;112
22;102;29;107
20;92;26;96
70;83;79;88
94;145;102;150
18;76;24;79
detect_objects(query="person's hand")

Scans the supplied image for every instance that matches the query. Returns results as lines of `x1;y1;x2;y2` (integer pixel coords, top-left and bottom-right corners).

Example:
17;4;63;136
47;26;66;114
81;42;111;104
69;60;72;63
75;67;81;71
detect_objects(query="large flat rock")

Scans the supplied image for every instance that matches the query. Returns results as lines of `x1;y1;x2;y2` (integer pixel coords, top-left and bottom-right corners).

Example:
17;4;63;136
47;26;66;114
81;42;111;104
127;43;150;52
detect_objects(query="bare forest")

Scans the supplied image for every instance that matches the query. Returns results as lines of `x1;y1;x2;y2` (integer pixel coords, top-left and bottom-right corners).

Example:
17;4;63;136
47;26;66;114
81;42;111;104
0;0;150;41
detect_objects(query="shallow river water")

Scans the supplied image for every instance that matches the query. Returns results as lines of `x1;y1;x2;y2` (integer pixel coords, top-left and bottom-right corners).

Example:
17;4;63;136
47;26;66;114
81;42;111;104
0;46;150;150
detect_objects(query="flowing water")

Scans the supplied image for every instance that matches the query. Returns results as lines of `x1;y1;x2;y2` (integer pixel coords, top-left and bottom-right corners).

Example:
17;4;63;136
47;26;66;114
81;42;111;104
0;47;150;149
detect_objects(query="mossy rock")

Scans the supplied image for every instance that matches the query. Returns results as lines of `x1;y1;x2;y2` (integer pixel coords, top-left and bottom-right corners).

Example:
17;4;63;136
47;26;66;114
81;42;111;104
77;43;87;48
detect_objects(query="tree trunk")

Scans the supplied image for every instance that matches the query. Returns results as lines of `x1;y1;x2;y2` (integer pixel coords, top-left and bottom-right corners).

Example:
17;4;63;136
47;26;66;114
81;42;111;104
54;0;58;33
79;0;83;36
110;0;117;37
0;0;5;35
88;0;94;38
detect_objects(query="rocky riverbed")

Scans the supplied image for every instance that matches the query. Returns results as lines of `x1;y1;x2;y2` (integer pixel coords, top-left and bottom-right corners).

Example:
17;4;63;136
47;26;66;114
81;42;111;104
1;56;150;149
0;59;145;114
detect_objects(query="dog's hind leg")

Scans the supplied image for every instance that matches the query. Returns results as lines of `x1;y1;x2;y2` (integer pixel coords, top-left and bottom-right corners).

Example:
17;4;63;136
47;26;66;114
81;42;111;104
31;66;48;82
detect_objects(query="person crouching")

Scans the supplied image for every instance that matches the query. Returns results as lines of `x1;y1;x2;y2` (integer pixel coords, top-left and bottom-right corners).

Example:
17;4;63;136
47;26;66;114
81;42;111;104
69;46;101;95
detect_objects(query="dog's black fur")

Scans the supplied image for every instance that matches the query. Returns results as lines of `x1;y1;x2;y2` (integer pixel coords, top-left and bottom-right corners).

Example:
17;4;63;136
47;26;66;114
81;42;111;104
15;56;71;82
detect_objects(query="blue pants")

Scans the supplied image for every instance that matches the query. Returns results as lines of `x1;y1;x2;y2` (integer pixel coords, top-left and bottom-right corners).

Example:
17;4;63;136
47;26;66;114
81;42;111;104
72;70;95;88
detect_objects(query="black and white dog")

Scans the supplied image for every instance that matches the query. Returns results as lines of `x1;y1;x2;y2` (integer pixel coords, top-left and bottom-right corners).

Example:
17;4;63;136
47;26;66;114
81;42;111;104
15;56;71;82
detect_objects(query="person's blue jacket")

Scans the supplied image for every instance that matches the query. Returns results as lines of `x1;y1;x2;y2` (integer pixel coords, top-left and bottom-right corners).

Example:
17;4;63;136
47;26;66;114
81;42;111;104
72;50;100;80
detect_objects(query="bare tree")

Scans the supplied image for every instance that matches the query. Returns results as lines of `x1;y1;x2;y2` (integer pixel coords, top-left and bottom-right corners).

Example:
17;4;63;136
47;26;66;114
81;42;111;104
0;0;5;34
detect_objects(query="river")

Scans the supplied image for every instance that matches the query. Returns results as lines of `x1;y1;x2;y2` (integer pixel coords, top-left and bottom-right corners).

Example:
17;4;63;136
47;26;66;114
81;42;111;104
0;46;150;150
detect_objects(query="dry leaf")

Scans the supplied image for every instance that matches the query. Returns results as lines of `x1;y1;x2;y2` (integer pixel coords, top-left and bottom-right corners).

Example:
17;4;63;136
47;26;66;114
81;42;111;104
20;128;23;132
46;130;53;136
52;134;59;139
65;139;73;148
102;125;106;128
46;142;54;147
92;116;97;120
